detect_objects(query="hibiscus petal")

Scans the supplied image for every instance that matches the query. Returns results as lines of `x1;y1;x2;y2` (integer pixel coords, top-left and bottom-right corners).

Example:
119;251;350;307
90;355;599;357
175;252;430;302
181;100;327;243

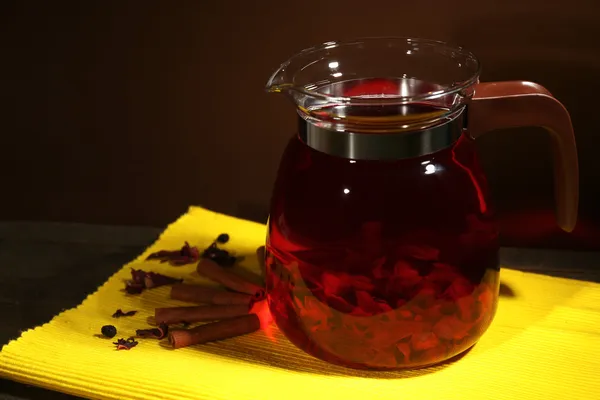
433;315;471;340
395;342;412;363
411;332;440;351
322;272;343;296
398;244;440;261
445;277;476;300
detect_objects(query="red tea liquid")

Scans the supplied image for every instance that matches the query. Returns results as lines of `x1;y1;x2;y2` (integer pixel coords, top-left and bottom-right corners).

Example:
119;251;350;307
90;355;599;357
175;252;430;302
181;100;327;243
265;102;500;370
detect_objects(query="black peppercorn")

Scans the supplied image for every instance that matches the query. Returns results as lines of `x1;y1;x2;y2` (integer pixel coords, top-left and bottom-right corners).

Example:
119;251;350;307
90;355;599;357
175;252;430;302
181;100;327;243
202;245;236;267
101;325;117;338
216;233;230;244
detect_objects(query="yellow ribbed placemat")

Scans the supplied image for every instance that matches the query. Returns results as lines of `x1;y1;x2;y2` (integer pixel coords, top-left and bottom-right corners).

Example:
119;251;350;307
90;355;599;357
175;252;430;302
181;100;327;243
1;206;599;400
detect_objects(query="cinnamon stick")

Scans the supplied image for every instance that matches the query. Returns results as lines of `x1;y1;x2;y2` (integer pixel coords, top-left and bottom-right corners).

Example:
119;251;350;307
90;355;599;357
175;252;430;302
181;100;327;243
168;314;261;349
155;304;249;325
196;259;265;300
170;284;253;305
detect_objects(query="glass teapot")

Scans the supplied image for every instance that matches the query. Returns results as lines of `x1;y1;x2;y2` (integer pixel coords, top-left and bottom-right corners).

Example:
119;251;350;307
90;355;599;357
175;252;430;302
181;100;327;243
263;37;579;370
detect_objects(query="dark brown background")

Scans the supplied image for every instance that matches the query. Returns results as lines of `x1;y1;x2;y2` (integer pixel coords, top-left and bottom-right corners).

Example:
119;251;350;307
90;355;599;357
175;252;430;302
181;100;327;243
1;0;599;249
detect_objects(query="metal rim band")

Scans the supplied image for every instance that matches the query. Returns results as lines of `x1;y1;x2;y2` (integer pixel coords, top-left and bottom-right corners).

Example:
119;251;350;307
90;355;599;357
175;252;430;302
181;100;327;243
298;107;466;161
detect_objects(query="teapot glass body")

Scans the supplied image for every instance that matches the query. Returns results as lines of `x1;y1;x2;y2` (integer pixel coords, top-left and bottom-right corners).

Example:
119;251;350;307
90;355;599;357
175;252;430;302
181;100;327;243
264;38;578;370
266;126;498;369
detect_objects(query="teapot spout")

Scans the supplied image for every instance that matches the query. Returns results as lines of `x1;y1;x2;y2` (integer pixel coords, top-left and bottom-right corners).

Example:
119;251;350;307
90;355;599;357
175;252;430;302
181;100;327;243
265;62;293;94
